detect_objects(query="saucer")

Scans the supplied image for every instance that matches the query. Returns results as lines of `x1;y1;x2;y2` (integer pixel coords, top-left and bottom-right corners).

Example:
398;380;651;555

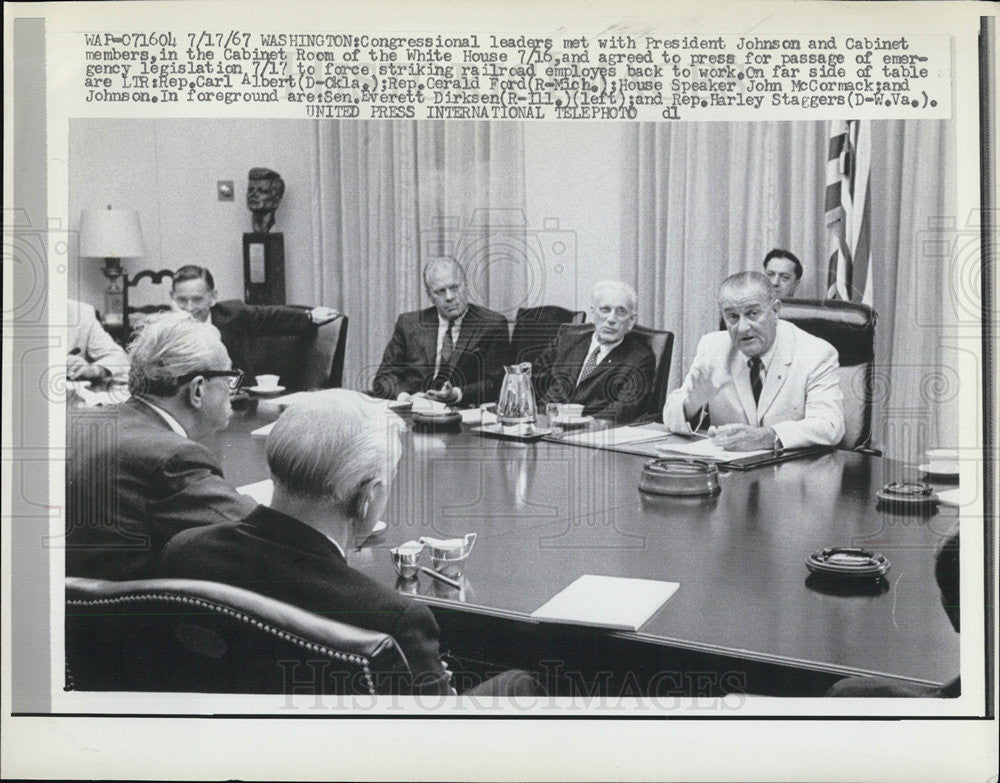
918;463;959;479
247;385;285;395
552;415;594;428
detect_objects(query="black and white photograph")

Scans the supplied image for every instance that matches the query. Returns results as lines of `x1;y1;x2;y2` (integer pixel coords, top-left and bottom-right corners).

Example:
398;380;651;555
3;1;996;780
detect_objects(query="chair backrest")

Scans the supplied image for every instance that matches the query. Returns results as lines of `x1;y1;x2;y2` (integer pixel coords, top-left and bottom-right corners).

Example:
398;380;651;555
776;298;877;449
122;268;175;342
629;324;675;416
238;311;348;391
511;305;586;365
65;577;410;695
300;313;349;390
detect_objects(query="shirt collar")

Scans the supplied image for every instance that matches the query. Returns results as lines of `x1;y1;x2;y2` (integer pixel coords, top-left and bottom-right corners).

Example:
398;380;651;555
133;396;188;438
438;310;465;329
588;332;624;359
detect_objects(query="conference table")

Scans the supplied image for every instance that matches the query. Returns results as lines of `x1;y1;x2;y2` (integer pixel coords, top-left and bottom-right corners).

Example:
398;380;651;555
217;398;960;698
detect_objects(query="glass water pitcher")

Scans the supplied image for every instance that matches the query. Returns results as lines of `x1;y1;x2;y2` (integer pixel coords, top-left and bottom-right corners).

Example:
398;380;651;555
496;362;537;426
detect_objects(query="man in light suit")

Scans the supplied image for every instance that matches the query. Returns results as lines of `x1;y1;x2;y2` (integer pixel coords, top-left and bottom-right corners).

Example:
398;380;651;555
66;312;256;580
664;271;844;451
66;298;130;384
372;257;509;407
533;280;655;424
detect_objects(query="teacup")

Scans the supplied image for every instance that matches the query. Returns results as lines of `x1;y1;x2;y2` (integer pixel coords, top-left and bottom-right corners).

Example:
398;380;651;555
926;448;959;474
559;404;584;419
390;540;424;579
256;374;280;389
419;533;477;578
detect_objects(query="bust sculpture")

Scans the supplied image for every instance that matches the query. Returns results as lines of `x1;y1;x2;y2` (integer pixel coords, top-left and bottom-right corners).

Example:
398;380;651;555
247;167;285;233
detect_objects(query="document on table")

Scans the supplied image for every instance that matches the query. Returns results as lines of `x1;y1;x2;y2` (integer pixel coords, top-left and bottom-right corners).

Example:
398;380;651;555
237;478;274;505
558;423;673;447
265;391;314;408
531;574;679;631
655;438;771;461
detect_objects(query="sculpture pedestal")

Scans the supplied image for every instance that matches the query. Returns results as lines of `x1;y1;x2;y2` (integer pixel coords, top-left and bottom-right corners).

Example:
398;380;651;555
243;232;285;305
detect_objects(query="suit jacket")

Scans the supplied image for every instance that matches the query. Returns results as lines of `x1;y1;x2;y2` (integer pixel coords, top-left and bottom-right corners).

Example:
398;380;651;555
663;320;845;449
67;299;130;384
533;327;656;424
158;505;453;695
210;300;315;379
372;303;509;406
65;398;257;581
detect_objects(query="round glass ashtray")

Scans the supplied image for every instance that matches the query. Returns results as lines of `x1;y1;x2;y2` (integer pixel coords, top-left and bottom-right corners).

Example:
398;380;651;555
638;457;721;496
806;546;891;581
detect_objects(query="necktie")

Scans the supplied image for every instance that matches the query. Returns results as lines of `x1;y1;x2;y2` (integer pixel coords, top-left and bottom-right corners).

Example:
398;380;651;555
436;320;455;382
748;356;763;406
577;345;602;385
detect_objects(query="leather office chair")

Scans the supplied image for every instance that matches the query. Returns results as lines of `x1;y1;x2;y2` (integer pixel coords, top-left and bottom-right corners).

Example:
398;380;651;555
511;305;586;365
776;298;877;450
65;576;410;695
630;324;675;418
547;323;673;420
238;311;348;391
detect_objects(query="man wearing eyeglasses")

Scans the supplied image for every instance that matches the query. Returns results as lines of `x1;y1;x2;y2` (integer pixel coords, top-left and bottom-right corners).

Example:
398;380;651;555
532;280;655;424
66;312;257;581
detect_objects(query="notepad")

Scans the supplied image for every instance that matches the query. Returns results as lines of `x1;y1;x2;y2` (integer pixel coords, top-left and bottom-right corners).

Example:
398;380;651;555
531;574;679;631
655;438;770;461
237;478;274;505
558;424;673;448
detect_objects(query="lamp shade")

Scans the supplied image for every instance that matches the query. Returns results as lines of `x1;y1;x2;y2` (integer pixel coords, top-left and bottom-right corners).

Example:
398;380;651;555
79;208;143;258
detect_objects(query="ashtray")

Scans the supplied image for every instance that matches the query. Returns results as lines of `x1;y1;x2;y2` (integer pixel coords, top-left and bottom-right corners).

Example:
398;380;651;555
638;458;721;496
411;410;463;429
806;546;891;581
876;481;938;511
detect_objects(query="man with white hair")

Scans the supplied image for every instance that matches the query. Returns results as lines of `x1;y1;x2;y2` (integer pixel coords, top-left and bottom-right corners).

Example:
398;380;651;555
66;312;256;580
664;271;844;450
532;280;656;424
159;390;541;696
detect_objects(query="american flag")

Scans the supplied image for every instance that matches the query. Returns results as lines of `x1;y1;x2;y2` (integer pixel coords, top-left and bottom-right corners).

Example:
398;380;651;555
825;119;873;304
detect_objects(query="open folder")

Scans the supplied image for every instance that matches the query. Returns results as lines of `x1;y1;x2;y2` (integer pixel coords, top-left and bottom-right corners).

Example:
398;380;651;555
531;574;679;631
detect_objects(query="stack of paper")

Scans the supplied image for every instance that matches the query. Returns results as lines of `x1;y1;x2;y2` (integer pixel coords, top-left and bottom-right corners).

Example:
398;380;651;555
655;438;770;461
531;574;679;631
559;424;671;448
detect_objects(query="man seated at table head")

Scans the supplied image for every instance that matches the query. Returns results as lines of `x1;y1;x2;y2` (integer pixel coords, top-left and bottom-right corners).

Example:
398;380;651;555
762;248;803;300
159;390;505;695
66;311;256;581
663;271;844;451
66;298;130;384
170;264;338;383
371;257;509;407
533;280;655;424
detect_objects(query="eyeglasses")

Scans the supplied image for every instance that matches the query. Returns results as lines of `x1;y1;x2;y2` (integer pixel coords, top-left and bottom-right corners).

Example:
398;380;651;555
175;368;245;392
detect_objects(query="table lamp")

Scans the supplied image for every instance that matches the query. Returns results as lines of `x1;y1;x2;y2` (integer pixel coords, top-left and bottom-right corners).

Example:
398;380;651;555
79;206;143;325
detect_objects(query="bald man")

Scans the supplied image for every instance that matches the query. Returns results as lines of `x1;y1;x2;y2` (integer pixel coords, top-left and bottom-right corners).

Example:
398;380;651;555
372;258;509;407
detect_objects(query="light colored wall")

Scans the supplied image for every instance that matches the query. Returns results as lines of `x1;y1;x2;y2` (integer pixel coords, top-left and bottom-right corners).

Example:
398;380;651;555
68;119;628;316
68;119;320;310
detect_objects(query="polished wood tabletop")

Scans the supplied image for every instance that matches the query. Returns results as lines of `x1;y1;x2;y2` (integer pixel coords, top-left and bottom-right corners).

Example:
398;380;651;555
216;400;960;689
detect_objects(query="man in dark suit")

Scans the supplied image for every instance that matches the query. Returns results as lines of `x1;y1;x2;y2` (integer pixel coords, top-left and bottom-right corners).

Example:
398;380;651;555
763;248;803;299
170;265;338;384
533;281;655;424
372;257;509;407
159;390;540;697
66;312;256;581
